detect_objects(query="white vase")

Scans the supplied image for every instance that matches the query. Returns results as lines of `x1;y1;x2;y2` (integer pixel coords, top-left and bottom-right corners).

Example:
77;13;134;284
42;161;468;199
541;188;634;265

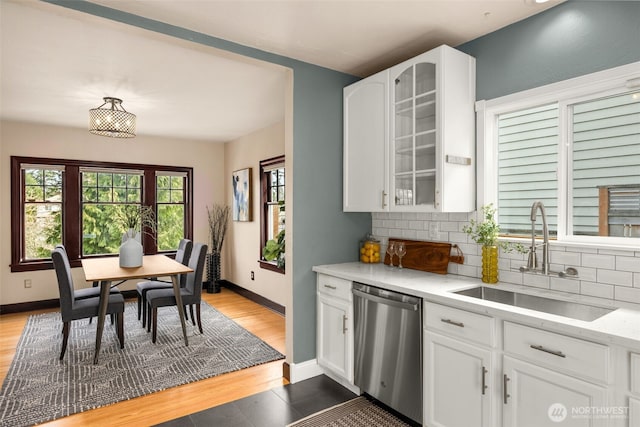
119;229;143;267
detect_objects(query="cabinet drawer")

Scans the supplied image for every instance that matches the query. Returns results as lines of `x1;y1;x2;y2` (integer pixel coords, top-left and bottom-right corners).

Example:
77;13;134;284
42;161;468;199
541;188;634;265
504;322;609;384
632;353;640;394
317;274;352;301
424;302;495;347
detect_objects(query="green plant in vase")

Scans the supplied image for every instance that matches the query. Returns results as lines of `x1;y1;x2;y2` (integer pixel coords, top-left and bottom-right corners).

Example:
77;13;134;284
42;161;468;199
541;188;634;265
463;204;525;283
262;201;285;270
263;229;285;269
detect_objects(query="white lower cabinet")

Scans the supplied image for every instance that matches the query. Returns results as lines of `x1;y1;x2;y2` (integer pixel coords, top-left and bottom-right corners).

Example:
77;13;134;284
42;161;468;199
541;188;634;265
424;332;493;427
423;302;619;427
629;398;639;426
317;293;352;380
628;353;640;427
316;274;354;386
502;356;608;427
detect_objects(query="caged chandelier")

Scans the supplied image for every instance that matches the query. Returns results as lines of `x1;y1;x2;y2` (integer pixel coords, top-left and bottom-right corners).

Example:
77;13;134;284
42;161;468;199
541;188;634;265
88;97;136;138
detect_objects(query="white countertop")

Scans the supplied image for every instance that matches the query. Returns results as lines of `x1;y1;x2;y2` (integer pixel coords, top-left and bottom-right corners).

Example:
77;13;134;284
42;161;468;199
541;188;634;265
312;262;640;350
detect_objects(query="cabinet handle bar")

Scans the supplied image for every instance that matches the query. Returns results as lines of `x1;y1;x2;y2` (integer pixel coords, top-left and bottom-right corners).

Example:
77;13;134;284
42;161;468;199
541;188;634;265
441;318;464;328
503;374;510;404
323;284;337;290
342;315;347;334
481;366;488;395
530;344;566;358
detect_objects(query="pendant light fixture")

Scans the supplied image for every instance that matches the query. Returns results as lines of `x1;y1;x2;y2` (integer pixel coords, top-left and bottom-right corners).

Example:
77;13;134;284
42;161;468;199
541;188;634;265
89;97;136;138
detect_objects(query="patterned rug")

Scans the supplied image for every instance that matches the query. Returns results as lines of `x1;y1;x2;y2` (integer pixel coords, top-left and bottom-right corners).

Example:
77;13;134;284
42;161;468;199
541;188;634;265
288;397;411;427
0;301;284;427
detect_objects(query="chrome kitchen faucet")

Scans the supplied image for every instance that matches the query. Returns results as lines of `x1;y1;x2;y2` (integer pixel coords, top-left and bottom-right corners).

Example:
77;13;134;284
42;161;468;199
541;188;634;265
526;201;550;274
519;201;578;278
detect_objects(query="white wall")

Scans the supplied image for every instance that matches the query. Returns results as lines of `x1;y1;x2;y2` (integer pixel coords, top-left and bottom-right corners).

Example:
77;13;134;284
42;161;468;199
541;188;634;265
223;121;287;307
373;211;640;304
0;120;225;305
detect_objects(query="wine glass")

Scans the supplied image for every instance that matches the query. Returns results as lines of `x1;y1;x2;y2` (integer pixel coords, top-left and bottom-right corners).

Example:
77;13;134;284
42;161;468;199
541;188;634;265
386;242;396;267
396;242;407;269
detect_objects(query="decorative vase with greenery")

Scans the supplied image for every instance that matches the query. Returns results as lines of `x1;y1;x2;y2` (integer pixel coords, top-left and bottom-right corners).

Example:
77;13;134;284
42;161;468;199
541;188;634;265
463;204;524;284
207;204;230;293
114;204;157;268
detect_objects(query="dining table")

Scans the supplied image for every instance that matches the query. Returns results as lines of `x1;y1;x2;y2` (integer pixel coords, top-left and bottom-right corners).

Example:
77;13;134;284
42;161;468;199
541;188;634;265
82;254;193;364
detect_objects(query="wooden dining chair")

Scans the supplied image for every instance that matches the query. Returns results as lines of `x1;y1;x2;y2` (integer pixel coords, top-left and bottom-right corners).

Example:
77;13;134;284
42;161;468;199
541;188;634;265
136;239;193;328
146;243;207;343
52;247;125;360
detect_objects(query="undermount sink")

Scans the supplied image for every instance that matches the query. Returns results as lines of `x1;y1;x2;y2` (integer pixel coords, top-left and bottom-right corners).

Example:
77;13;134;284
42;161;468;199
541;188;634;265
453;286;616;322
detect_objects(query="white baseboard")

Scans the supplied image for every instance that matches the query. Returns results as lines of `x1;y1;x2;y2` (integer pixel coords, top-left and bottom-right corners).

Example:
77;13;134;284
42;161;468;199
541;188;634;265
288;358;324;384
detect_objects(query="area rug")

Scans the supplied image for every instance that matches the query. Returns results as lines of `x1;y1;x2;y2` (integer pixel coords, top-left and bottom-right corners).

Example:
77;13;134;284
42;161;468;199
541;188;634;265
288;396;411;427
0;301;284;427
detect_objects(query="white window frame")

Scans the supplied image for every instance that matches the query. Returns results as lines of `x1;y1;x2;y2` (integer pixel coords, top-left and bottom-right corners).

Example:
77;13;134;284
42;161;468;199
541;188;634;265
477;61;640;249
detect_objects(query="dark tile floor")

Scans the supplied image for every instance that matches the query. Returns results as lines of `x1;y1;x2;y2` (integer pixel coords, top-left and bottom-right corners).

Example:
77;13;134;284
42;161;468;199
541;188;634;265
154;375;358;427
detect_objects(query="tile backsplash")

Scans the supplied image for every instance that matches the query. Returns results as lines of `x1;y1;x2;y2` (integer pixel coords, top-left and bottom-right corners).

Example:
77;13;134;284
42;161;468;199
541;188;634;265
372;212;640;304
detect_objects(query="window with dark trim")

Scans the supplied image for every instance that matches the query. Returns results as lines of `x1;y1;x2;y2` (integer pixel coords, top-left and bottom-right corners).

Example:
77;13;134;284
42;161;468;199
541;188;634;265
10;156;193;272
258;155;285;273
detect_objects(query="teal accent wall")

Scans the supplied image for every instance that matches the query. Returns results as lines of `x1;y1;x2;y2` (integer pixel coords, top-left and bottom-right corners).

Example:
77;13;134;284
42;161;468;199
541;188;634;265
45;1;370;363
458;0;640;100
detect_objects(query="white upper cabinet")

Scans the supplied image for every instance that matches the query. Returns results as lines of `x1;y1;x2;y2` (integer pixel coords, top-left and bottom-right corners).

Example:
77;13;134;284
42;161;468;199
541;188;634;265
343;45;476;212
343;69;389;212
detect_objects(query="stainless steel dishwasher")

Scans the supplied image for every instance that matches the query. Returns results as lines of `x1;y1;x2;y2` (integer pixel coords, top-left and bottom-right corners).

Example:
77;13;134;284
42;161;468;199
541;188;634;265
352;282;422;424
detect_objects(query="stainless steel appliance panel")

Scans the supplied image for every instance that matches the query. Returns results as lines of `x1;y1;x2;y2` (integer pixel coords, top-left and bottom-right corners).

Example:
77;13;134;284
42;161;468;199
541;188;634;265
352;282;422;424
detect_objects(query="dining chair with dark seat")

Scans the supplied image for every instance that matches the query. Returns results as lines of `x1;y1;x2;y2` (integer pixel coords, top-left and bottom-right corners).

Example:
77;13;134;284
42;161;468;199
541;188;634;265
55;244;121;324
146;243;207;343
56;244;124;296
136;239;193;328
52;247;125;360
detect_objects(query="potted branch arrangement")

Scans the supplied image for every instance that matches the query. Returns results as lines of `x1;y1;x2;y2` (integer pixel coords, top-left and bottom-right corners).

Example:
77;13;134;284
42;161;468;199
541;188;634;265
463;204;524;283
115;204;157;268
206;204;230;293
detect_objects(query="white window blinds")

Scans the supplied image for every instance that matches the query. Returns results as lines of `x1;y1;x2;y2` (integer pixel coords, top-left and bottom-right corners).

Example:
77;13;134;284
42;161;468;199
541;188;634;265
571;92;640;236
497;104;559;235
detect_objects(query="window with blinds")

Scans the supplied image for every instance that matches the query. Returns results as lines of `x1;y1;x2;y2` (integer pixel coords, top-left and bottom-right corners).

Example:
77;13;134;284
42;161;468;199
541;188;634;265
571;92;640;236
497;104;559;236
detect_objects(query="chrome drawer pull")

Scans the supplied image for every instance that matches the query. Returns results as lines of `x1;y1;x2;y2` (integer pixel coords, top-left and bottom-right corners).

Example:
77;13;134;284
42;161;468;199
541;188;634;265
530;344;566;358
342;315;348;334
481;366;488;395
441;318;465;328
323;284;337;290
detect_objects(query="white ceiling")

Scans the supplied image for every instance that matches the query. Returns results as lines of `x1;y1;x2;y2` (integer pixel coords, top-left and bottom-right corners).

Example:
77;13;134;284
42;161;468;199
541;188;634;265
1;0;563;143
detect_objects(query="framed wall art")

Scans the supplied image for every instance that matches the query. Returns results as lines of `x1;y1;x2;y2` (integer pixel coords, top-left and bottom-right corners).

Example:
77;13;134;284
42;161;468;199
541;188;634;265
232;168;252;221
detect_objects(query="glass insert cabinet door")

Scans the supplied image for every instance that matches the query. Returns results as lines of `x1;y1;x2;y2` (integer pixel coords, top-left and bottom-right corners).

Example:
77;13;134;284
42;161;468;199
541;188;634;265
392;61;437;208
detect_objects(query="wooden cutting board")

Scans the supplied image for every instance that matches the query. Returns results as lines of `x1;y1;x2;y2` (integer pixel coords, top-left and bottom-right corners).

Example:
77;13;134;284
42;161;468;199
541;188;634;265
384;238;464;275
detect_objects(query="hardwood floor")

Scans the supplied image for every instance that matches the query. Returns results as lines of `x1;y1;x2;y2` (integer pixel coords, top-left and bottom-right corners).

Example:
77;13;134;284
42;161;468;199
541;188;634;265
0;288;287;426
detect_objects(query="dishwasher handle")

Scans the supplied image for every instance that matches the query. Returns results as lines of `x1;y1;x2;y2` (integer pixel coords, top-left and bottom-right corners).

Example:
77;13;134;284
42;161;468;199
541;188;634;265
352;288;420;311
